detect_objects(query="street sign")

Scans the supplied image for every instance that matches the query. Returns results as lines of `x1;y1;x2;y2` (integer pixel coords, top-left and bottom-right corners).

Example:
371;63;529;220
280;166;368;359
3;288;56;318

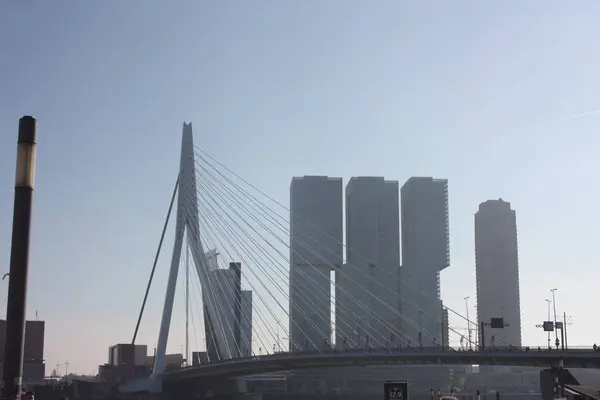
384;381;408;400
543;321;554;332
490;317;504;328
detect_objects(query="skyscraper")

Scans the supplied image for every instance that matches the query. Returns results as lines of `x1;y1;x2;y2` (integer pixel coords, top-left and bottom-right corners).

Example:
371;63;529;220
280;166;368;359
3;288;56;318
338;177;400;348
441;305;449;348
475;199;522;347
401;177;449;345
289;176;343;351
240;290;253;357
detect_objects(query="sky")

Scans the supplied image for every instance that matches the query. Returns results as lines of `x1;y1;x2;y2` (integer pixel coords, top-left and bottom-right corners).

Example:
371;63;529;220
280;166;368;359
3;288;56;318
1;1;600;374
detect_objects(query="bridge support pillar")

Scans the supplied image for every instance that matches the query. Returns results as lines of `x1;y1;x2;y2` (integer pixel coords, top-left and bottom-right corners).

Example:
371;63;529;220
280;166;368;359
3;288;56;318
540;367;579;400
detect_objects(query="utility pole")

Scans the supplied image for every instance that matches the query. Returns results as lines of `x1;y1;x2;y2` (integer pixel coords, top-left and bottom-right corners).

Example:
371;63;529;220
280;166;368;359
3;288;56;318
1;116;38;400
551;288;559;347
545;299;552;348
64;361;69;376
564;313;570;349
560;313;573;350
464;297;472;350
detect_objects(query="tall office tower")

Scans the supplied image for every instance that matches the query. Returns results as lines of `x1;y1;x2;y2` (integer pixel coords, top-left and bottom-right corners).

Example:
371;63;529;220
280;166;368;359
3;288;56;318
441;305;450;348
475;199;522;347
338;177;400;349
401;177;449;345
289;176;343;352
204;268;238;360
240;290;253;356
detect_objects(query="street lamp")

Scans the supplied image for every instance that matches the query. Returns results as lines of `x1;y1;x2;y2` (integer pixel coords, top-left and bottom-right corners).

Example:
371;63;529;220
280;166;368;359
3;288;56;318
2;116;37;400
545;299;552;348
551;288;559;346
464;296;472;350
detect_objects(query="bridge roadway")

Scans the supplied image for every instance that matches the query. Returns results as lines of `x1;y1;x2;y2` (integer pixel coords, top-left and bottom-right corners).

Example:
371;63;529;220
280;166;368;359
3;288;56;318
164;347;600;381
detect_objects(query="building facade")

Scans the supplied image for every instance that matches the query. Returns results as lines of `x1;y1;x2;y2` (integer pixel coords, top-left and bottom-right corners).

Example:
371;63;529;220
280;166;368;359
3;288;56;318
203;262;253;360
240;290;253;357
289;176;343;351
442;305;450;348
475;199;522;347
0;320;45;382
338;177;400;349
400;177;449;346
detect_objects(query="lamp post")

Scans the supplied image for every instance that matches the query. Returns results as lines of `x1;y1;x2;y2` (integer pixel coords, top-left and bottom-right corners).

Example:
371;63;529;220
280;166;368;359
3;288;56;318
464;297;472;350
545;299;551;348
551;288;558;346
1;116;37;400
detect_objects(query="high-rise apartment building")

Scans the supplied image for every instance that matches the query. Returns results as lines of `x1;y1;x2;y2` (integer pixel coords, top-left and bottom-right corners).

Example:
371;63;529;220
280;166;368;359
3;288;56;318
202;256;253;360
401;177;449;345
0;320;45;381
240;290;253;357
289;176;343;351
441;305;450;348
338;177;400;348
475;199;522;347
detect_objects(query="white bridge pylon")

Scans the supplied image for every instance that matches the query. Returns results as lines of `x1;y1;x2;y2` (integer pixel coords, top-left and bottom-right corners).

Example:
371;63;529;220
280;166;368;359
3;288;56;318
152;122;247;376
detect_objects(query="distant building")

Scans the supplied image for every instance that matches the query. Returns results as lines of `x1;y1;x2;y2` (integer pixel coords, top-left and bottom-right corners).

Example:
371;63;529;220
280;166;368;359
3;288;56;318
401;177;449;345
98;343;148;383
241;290;253;357
0;319;45;382
475;199;522;347
442;305;450;348
204;268;239;360
108;344;147;367
338;177;400;349
289;176;343;352
202;258;253;360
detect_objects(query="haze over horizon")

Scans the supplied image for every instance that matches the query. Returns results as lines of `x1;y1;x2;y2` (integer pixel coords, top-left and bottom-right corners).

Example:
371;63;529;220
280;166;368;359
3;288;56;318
1;1;600;374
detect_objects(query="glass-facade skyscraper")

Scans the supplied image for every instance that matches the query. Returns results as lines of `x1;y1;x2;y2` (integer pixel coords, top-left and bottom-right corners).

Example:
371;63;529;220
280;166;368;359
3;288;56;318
400;177;449;346
338;177;400;348
475;199;522;347
289;176;343;351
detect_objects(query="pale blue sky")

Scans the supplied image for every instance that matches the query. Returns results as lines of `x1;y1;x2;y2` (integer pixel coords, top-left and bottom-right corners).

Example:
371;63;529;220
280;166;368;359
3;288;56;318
1;1;600;374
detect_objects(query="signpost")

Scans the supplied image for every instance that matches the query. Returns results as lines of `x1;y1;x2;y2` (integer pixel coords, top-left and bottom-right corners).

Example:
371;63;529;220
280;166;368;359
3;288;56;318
384;381;408;400
536;314;572;350
480;317;509;350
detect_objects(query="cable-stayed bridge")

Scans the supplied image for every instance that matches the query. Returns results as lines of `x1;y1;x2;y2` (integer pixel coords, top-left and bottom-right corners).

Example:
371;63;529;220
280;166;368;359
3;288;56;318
122;123;600;395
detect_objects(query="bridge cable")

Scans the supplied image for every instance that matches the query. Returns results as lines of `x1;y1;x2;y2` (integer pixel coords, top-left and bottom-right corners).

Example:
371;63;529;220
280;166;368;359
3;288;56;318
132;174;179;345
185;183;278;357
185;182;314;353
180;190;240;360
194;168;414;350
194;174;351;351
193;146;518;349
194;207;272;356
193;163;420;350
193;181;330;352
194;153;438;349
180;185;273;357
180;181;248;361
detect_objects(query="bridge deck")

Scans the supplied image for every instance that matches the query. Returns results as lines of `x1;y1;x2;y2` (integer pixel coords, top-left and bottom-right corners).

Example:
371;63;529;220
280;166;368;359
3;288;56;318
164;348;600;381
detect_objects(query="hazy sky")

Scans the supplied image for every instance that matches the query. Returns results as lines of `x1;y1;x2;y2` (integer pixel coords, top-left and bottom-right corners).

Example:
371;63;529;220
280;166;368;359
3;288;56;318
1;1;600;374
